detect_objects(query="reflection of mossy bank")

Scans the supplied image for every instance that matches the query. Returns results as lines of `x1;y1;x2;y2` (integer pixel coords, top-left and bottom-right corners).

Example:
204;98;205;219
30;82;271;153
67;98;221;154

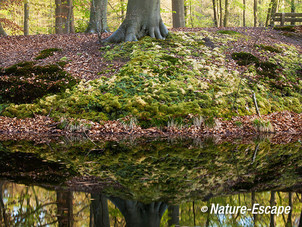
1;31;302;127
0;138;301;203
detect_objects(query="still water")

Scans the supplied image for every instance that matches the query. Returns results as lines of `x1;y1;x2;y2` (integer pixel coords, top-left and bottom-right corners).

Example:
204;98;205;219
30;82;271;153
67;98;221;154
0;137;301;226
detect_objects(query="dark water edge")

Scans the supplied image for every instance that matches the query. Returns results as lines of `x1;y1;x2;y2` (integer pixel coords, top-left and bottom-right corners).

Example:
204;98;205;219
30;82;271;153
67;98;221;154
0;135;301;226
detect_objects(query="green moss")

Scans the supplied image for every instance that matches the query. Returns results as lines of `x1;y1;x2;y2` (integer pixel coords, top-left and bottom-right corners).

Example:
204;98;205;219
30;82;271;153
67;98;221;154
231;52;259;65
35;48;62;60
0;61;78;104
255;44;282;53
273;26;296;32
217;30;242;35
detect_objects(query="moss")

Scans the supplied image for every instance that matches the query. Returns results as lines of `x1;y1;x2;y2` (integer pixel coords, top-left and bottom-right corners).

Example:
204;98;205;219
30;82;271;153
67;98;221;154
255;44;282;53
0;61;78;104
273;26;296;32
35;48;62;60
231;52;259;65
256;61;278;78
217;30;241;35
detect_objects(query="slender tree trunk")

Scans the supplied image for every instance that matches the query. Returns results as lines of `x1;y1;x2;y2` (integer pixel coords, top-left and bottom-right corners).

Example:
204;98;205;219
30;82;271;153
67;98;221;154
223;0;229;27
266;0;278;26
24;1;29;35
105;0;168;42
219;0;223;26
243;0;246;26
286;192;293;227
172;0;185;28
86;0;109;33
0;22;7;36
66;0;74;33
212;0;218;27
290;0;295;25
254;0;258;27
270;191;276;227
120;0;125;20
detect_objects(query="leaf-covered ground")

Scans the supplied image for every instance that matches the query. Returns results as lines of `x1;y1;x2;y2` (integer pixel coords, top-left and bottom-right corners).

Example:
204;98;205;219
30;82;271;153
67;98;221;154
0;27;301;135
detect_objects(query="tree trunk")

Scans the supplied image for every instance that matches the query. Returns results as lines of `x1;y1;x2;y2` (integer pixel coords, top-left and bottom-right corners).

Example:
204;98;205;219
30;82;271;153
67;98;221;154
219;0;223;26
168;205;179;226
223;0;229;27
172;0;185;28
266;0;278;26
270;191;276;227
0;22;7;36
243;0;246;26
90;193;110;227
86;0;109;33
290;0;295;25
212;0;218;27
55;0;74;34
24;1;29;35
57;191;73;227
106;0;168;42
254;0;257;27
109;197;168;227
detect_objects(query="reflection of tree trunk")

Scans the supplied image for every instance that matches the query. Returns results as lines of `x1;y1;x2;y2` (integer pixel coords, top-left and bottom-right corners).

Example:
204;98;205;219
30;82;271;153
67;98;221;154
90;193;110;227
299;206;302;227
286;192;292;227
0;182;9;226
168;205;179;226
109;197;167;227
57;191;73;227
252;191;257;225
270;191;276;227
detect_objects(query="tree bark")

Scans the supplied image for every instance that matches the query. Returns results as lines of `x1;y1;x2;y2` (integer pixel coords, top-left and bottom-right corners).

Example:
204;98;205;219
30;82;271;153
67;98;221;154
55;0;74;34
243;0;246;26
109;197;168;227
24;1;29;35
105;0;168;42
57;191;73;227
172;0;185;28
212;0;218;27
0;22;7;36
290;0;295;25
223;0;229;27
86;0;109;33
254;0;258;27
168;205;179;226
219;0;223;26
90;193;110;227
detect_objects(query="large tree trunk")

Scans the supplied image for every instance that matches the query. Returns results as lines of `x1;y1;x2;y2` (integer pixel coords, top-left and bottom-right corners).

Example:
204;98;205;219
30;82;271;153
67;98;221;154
90;193;110;227
172;0;185;28
223;0;229;27
105;0;168;42
57;191;73;227
0;22;7;36
86;0;109;33
109;197;168;227
168;205;179;226
24;1;29;35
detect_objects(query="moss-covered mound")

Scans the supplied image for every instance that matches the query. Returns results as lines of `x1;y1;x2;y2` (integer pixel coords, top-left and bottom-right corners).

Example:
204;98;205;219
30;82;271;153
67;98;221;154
0;61;78;104
35;48;62;60
2;31;301;126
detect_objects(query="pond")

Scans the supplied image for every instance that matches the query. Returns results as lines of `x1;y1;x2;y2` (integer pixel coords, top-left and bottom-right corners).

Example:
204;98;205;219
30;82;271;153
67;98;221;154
0;136;301;226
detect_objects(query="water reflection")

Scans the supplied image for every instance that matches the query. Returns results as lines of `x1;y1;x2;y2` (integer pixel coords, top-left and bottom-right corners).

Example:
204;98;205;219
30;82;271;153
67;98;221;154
1;182;302;226
0;137;301;226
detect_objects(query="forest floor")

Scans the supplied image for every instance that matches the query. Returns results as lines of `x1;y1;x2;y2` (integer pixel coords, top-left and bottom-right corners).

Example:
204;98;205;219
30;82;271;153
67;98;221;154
0;26;301;138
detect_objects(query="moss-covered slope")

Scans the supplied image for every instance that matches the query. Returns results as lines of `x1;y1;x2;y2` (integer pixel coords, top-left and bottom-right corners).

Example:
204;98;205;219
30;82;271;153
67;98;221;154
2;31;301;127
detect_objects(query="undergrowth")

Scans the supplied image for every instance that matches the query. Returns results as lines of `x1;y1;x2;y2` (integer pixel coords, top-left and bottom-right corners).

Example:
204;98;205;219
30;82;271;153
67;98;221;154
1;31;301;127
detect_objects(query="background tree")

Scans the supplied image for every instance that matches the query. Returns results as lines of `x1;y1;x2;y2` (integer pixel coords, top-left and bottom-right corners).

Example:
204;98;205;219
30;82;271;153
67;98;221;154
254;0;258;26
172;0;185;27
86;0;109;33
212;0;218;26
24;0;29;35
55;0;74;34
223;0;229;26
0;22;7;36
105;0;169;42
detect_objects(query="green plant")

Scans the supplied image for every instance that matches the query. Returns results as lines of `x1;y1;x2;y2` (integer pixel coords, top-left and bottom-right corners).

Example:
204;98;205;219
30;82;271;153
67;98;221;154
192;116;204;128
234;121;242;127
35;48;62;60
273;26;296;32
231;52;259;66
252;119;274;133
217;30;241;35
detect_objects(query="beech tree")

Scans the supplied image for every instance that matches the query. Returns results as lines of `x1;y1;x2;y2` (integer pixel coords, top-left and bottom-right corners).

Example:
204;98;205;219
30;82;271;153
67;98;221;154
24;0;29;35
172;0;185;28
86;0;109;33
55;0;74;34
105;0;169;42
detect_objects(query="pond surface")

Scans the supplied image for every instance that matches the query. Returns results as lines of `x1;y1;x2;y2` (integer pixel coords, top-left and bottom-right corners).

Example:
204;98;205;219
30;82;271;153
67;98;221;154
0;137;301;226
